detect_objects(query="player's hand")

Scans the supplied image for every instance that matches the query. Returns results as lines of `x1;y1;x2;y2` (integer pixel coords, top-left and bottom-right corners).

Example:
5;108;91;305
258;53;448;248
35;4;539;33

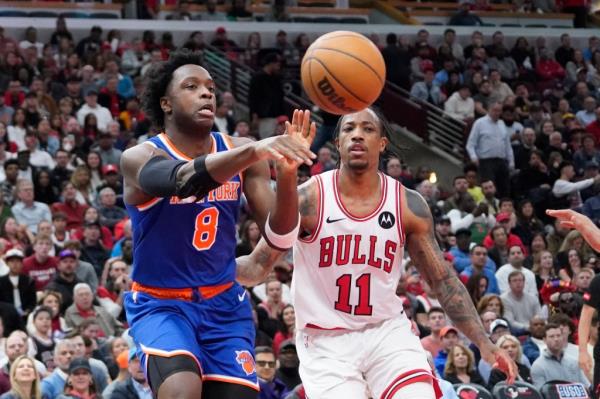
546;209;587;230
254;110;316;166
579;349;593;377
481;345;518;385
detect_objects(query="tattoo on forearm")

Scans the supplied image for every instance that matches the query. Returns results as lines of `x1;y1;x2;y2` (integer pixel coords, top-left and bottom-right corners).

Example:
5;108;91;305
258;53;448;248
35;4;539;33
405;188;490;347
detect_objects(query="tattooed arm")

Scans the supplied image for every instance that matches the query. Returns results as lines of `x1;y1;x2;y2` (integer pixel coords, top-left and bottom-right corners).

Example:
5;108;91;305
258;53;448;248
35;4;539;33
402;188;517;382
236;179;318;286
236;239;286;287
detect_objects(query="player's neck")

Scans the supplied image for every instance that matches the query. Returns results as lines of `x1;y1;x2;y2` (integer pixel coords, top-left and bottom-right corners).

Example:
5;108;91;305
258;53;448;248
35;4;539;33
164;122;213;158
337;166;380;198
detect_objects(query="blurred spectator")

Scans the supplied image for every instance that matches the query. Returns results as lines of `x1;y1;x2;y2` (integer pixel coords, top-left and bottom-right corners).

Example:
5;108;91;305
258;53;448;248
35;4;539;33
12;177;52;234
29;307;55;370
576;97;597;127
410;68;444;106
536;48;566;82
236;219;260;257
444;85;474;121
56;357;98;399
41;341;73;399
203;0;227;21
496;246;537;297
461;245;500;294
227;0;253;21
166;0;192;20
273;305;294;356
62;241;98;293
500;270;542;333
64;283;123;338
0;355;42;399
67;334;109;393
382;33;411;89
249;53;284;139
0;249;36;317
466;103;514;198
522;316;546;364
449;3;483;26
552;161;599;208
420;307;447;358
0;333;46;380
275;340;300;390
75;26;103;61
75;91;112;133
46;250;81;313
488;335;532;388
97;188;126;231
256;346;289;399
443;343;485;385
110;347;150;399
309;147;335;176
258;279;287;321
530;323;589;389
434;326;460;377
22;235;57;292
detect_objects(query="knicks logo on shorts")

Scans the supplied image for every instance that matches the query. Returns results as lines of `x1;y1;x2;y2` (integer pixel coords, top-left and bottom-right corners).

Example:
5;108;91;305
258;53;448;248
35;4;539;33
235;350;256;376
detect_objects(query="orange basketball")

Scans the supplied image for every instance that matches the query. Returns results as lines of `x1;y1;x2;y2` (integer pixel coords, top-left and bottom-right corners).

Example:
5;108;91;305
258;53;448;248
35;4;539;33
301;31;386;115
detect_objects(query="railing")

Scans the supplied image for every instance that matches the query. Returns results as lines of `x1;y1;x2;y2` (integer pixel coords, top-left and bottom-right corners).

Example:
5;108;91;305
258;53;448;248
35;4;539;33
377;82;466;161
202;45;322;125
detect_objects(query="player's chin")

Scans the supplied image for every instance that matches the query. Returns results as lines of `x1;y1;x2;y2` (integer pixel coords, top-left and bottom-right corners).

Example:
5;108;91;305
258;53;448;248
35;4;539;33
346;159;369;170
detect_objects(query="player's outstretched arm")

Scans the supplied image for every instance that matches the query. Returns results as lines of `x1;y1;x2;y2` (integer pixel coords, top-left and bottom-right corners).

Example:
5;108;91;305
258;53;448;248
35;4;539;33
546;209;600;252
242;110;316;250
120;125;315;204
402;188;518;384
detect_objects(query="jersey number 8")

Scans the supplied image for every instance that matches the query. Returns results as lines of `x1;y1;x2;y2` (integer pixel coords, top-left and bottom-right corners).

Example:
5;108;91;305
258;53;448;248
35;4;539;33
192;207;219;251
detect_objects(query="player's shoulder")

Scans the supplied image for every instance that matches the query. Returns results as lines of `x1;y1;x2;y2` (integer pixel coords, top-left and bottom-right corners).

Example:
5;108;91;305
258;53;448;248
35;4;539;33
401;187;433;232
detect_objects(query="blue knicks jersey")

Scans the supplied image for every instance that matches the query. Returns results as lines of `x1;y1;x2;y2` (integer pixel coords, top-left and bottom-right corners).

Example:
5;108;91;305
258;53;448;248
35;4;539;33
126;132;242;288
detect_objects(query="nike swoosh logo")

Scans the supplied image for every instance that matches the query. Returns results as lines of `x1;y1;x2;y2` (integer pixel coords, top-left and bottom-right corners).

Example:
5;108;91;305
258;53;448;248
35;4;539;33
238;290;247;302
326;216;345;223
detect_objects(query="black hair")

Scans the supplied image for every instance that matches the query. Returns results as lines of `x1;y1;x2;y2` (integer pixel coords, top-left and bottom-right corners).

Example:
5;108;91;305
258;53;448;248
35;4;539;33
332;106;404;169
463;163;478;174
3;159;18;170
255;346;274;355
33;306;53;320
386;33;397;45
141;48;205;129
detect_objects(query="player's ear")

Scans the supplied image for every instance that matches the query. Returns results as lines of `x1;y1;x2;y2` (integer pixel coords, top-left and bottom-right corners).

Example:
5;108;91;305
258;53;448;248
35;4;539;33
379;136;389;153
335;137;340;152
160;96;172;115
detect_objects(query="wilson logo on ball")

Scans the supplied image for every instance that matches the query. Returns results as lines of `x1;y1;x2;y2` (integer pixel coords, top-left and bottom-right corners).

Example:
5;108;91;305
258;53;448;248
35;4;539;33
317;77;355;113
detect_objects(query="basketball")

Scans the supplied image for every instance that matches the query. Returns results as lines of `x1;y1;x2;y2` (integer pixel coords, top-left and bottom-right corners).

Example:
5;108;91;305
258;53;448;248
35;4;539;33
301;30;386;115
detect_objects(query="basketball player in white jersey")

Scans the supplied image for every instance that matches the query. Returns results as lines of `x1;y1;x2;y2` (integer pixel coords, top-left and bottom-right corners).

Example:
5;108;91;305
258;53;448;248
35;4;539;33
237;107;517;399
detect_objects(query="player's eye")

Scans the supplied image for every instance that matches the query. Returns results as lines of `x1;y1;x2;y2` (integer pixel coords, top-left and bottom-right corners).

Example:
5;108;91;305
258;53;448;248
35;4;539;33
186;84;197;90
208;86;216;93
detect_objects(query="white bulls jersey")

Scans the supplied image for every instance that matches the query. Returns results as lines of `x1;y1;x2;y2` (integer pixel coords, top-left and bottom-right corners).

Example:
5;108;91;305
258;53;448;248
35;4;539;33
292;170;407;331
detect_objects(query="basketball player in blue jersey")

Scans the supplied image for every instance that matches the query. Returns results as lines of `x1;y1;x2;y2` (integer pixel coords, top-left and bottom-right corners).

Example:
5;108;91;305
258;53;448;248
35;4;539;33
120;50;316;399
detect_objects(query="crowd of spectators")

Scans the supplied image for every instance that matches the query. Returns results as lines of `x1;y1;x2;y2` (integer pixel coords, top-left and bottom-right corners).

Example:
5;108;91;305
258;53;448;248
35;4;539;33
0;10;597;399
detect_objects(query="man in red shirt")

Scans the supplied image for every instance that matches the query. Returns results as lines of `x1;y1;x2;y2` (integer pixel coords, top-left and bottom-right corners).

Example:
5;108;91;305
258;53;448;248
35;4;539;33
22;235;58;291
420;307;448;358
51;182;88;232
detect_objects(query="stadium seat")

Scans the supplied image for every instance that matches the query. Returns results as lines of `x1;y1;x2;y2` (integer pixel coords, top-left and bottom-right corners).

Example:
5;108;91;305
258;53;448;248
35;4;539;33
540;381;590;399
60;11;89;18
481;23;496;26
492;381;543;399
500;23;521;27
0;10;28;17
526;24;548;28
340;17;367;24
454;383;494;399
313;17;339;23
90;12;120;19
28;11;59;18
424;22;444;25
292;16;314;22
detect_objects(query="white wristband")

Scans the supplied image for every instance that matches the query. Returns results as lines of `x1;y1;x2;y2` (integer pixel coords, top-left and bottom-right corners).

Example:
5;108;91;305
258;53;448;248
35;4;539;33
264;212;301;249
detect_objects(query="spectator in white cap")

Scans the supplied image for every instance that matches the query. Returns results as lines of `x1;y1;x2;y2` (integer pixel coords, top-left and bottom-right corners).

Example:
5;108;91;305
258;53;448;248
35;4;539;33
0;248;36;317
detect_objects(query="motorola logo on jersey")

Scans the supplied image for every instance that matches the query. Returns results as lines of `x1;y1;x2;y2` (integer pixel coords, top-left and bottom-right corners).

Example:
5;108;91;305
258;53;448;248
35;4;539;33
378;211;395;229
